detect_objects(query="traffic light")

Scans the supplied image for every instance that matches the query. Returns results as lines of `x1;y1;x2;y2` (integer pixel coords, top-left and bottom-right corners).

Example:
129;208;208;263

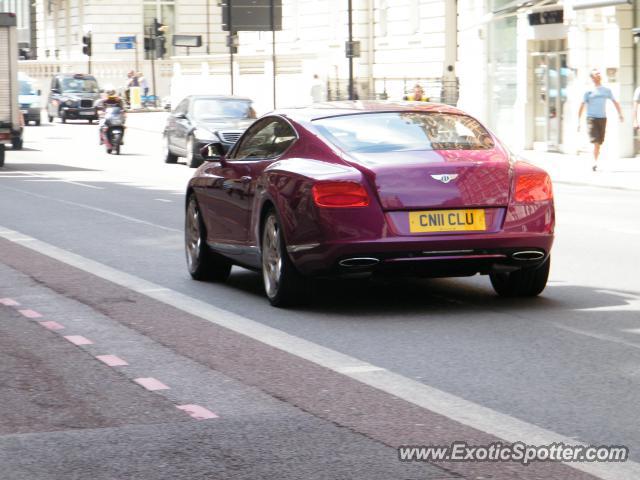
153;18;167;37
155;36;166;59
82;33;92;56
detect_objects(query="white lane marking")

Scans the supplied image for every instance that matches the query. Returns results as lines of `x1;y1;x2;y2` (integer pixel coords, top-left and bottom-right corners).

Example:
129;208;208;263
154;198;172;203
559;218;640;236
6;170;105;190
554;324;640;351
21;179;105;190
337;365;386;374
0;186;181;233
574;290;640;313
609;228;640;236
0;226;638;480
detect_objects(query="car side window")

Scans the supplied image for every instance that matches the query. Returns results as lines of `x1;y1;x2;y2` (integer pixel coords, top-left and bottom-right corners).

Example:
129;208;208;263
174;99;188;115
231;118;296;161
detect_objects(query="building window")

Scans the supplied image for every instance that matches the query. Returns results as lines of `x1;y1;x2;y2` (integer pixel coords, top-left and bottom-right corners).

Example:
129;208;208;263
487;0;517;139
377;0;388;38
409;0;419;34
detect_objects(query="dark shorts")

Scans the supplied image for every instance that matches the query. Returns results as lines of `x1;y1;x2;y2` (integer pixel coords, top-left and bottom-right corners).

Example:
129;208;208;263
587;117;607;144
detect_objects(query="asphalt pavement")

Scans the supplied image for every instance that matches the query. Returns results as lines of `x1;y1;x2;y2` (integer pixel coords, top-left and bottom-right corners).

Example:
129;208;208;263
0;113;639;479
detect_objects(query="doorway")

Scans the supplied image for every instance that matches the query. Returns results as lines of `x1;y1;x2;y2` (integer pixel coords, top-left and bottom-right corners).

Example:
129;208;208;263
532;50;568;151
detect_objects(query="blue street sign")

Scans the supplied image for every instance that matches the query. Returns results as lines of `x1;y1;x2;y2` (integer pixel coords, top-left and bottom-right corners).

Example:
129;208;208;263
119;36;136;43
115;42;134;50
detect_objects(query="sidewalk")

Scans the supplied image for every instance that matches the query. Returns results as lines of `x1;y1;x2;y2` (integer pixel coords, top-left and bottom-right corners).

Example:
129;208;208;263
519;149;640;191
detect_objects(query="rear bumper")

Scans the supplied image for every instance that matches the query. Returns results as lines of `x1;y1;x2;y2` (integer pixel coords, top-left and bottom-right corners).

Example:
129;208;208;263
25;108;41;122
61;107;98;120
289;232;554;277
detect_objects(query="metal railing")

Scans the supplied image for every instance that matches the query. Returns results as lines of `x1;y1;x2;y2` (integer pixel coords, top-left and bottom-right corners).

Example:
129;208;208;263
327;76;459;106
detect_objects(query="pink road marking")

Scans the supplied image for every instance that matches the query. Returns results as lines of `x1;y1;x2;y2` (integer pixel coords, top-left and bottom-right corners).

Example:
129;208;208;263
0;298;20;306
64;335;94;346
39;321;64;331
18;309;43;319
134;377;169;391
96;355;129;367
177;404;218;420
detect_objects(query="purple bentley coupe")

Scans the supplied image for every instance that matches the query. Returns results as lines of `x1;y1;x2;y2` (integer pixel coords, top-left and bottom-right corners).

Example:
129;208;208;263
185;102;554;307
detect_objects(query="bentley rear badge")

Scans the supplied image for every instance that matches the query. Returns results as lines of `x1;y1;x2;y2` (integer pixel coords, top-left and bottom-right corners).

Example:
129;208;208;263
430;174;459;184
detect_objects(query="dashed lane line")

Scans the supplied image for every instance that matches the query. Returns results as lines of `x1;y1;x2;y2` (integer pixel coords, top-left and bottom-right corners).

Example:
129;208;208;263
134;377;170;391
64;335;94;346
3;295;216;423
0;186;181;233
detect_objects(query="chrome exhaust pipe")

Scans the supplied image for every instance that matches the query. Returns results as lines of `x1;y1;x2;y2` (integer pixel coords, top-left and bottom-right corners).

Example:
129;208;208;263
511;250;545;261
339;257;380;268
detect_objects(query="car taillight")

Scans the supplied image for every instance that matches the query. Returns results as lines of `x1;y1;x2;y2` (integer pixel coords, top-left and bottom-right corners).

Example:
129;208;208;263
312;181;370;208
514;172;553;202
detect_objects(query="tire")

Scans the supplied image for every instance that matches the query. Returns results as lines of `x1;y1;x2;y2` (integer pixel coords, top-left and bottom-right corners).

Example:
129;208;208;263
35;119;41;126
186;135;202;168
106;148;112;154
60;111;66;123
114;143;120;155
185;195;232;282
12;137;23;150
47;115;53;123
0;144;5;167
163;134;178;164
261;209;308;307
490;256;551;297
89;119;94;124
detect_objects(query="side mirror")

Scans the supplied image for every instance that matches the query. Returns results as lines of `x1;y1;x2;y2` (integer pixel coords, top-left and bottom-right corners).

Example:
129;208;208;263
51;88;60;94
174;112;187;119
200;142;225;161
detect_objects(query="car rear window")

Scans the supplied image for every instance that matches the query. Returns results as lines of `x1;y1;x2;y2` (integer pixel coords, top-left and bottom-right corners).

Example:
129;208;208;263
313;112;495;153
61;77;99;93
192;99;253;120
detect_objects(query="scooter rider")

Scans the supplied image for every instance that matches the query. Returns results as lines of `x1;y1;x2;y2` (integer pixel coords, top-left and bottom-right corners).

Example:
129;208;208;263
96;90;125;144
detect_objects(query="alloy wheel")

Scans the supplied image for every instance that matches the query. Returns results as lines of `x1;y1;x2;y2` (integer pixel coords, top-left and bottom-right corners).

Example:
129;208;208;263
185;198;201;272
262;215;282;299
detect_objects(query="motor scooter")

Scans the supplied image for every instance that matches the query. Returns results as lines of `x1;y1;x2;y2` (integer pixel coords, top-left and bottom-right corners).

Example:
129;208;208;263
99;107;126;155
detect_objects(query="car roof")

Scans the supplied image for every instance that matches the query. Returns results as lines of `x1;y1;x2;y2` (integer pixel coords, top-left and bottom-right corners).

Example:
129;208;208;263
186;95;252;102
274;100;469;122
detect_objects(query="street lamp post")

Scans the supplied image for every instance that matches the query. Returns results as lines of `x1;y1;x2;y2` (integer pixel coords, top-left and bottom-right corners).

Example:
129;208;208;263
206;0;211;54
348;0;354;100
228;0;235;95
270;0;276;109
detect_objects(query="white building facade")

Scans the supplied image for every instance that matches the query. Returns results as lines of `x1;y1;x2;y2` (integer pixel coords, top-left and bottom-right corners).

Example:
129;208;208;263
20;0;457;114
1;0;31;46
458;0;637;157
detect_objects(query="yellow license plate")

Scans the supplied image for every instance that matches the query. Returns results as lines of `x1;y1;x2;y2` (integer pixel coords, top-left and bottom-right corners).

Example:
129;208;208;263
409;209;486;233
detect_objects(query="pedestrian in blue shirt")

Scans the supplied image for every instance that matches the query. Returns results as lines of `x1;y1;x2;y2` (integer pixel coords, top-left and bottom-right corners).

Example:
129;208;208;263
578;69;624;171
